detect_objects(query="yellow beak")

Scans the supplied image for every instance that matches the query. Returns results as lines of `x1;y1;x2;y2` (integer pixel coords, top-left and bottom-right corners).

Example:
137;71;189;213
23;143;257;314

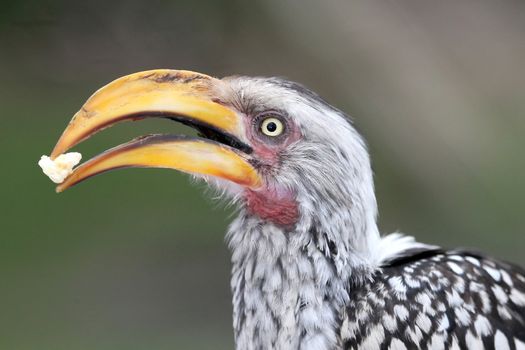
50;69;261;192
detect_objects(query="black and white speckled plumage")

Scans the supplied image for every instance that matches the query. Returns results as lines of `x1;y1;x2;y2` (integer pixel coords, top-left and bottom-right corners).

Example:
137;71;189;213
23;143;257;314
184;74;525;349
342;250;525;349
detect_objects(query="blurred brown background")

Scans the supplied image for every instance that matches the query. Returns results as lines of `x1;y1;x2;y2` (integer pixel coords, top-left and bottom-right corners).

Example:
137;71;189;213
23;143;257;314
1;0;524;349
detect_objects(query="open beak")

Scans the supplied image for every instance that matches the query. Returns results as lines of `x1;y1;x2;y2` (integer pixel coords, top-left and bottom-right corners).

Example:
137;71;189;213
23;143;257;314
50;69;261;192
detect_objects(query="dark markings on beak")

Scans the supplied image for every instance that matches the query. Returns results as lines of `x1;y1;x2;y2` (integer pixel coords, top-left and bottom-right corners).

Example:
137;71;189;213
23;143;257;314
146;72;209;84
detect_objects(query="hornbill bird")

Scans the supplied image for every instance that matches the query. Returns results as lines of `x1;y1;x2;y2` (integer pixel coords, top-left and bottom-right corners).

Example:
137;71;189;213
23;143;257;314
45;70;525;349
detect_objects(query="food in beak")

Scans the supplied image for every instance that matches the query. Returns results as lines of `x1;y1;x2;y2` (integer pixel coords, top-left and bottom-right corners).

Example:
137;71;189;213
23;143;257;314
38;152;82;184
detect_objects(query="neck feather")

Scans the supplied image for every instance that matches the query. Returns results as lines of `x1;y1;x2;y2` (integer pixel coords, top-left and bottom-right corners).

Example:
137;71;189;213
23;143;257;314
226;206;378;350
224;127;383;349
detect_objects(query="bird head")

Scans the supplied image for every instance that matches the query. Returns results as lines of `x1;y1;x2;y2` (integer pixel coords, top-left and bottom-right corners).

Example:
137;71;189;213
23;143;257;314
51;69;379;254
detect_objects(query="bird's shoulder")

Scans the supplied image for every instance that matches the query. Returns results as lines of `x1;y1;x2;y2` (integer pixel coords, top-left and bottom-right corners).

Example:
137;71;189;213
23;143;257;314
340;249;525;349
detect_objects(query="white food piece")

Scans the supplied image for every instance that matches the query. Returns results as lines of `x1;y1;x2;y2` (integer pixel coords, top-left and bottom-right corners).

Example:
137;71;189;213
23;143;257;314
38;152;82;184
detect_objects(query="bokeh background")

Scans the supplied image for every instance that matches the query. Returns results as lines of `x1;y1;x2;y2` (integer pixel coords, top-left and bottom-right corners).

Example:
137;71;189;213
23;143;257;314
1;0;524;349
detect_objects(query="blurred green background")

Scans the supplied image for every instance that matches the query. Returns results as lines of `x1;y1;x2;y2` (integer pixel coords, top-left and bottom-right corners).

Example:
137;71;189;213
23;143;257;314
1;0;524;349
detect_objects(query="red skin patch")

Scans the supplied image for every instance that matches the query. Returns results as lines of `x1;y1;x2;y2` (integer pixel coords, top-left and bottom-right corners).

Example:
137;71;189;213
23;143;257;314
245;188;299;228
240;111;303;228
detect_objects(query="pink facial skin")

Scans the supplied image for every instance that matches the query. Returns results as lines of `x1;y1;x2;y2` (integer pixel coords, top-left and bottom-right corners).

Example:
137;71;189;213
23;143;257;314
245;187;299;228
242;112;302;228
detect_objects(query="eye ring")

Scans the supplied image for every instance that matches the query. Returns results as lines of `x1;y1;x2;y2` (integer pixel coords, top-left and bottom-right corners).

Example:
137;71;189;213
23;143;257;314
260;117;284;137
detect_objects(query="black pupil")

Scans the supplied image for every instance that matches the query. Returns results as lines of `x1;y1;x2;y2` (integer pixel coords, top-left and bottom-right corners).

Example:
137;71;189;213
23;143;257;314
266;122;277;132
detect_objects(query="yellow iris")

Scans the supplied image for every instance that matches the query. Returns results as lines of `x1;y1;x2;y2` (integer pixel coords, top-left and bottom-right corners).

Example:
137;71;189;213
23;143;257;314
261;117;284;137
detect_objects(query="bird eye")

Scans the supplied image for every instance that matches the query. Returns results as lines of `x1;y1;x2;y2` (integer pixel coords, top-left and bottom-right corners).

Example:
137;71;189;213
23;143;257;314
260;117;284;137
